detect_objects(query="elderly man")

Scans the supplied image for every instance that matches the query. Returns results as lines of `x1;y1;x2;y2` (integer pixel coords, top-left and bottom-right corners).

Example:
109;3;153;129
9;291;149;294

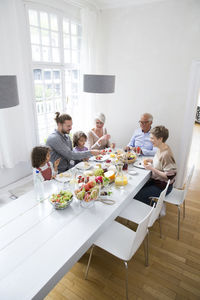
46;112;100;173
125;113;157;156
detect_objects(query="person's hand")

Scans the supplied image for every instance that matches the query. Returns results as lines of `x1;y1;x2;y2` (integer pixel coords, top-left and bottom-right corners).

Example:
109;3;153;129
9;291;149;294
124;146;131;151
83;157;89;161
111;143;115;149
91;149;101;156
99;134;111;144
54;158;61;171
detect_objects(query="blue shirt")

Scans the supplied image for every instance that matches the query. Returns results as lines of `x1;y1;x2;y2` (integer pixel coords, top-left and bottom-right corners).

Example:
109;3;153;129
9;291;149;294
128;128;157;156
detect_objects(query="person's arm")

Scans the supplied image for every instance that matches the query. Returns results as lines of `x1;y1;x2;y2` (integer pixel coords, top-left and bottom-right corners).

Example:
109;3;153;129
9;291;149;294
141;147;157;156
87;131;101;150
128;133;136;148
145;164;168;180
47;135;92;160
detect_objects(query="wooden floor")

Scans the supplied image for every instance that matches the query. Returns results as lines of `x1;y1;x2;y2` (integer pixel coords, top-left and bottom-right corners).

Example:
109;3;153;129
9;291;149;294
45;124;200;300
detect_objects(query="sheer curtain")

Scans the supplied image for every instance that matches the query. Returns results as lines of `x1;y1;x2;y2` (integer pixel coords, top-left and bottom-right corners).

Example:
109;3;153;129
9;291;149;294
0;0;36;168
72;7;99;134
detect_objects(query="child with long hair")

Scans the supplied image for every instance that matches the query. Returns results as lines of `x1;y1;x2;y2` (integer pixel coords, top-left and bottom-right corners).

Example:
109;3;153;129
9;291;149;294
31;146;60;181
73;131;88;152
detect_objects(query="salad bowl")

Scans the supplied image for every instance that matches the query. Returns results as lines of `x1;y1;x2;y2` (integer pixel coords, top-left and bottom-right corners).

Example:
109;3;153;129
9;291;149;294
49;190;73;209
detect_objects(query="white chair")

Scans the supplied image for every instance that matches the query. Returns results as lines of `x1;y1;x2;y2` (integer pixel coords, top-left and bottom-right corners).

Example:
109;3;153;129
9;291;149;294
118;180;170;242
85;206;154;300
164;165;194;239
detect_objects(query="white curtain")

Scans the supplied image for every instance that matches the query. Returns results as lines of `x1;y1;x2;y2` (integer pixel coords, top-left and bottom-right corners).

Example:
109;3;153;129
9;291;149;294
0;0;36;168
72;7;99;134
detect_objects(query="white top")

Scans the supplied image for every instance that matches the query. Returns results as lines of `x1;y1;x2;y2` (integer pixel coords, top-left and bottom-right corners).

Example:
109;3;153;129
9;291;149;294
33;162;57;181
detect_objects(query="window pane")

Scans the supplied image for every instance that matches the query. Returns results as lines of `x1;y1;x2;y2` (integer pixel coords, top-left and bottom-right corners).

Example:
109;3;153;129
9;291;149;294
44;70;51;80
34;84;43;99
33;69;42;80
71;23;77;35
51;32;59;47
32;45;41;61
30;27;40;44
53;70;60;80
64;49;71;63
40;12;49;29
41;29;50;45
71;70;78;81
63;34;70;48
50;14;58;31
29;10;38;26
42;46;51;61
52;48;60;63
63;19;69;33
72;50;78;64
71;37;78;49
54;84;61;96
45;84;53;98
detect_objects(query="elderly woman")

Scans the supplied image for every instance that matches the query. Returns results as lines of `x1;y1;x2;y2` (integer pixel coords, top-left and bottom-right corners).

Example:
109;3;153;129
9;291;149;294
135;125;177;205
87;113;115;150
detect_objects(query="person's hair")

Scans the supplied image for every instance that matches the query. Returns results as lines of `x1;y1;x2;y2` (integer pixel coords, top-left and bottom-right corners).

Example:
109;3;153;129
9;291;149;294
94;112;106;124
142;113;153;122
31;146;51;168
54;112;72;124
73;131;87;147
150;126;169;142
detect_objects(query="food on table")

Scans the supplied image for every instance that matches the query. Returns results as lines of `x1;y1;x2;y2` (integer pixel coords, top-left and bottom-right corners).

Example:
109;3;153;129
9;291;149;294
104;170;115;181
94;168;104;176
75;181;100;202
136;146;141;154
103;176;110;186
84;161;90;168
101;190;112;196
95;176;103;184
83;170;94;176
143;159;148;166
110;153;116;158
95;163;102;168
49;190;73;209
95;155;103;160
59;173;71;178
106;159;111;163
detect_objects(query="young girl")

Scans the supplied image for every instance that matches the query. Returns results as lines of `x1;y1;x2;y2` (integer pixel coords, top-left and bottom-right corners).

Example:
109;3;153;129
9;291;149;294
31;146;60;181
73;131;88;152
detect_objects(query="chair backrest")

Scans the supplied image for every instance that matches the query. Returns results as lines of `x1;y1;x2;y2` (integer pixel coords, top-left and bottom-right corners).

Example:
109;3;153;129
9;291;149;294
128;204;155;260
183;165;194;200
148;180;170;228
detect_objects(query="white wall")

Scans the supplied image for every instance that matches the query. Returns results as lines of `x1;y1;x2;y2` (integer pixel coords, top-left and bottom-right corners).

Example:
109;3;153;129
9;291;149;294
92;0;200;185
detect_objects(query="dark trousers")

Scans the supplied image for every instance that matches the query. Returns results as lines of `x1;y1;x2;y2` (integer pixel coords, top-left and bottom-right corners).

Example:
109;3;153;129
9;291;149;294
134;180;173;205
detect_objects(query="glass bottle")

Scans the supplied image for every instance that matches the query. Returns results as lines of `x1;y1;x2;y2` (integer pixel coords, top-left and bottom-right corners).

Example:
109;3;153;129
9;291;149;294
115;163;128;188
34;170;45;202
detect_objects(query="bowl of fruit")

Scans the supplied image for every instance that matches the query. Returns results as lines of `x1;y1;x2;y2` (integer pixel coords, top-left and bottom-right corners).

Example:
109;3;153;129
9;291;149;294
74;180;101;208
121;152;137;164
49;190;73;209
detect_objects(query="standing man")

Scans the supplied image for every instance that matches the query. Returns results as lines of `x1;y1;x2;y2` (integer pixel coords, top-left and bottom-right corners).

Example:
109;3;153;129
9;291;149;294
125;113;157;156
46;112;100;173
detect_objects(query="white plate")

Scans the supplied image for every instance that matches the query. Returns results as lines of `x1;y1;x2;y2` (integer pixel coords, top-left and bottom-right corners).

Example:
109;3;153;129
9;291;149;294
94;154;110;162
55;172;72;182
133;160;145;169
128;170;138;175
76;161;92;170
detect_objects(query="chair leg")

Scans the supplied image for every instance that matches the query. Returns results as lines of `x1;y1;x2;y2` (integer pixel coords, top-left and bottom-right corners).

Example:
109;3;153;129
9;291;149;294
146;231;149;266
183;201;185;219
85;245;95;279
158;215;162;239
177;206;180;240
124;261;129;300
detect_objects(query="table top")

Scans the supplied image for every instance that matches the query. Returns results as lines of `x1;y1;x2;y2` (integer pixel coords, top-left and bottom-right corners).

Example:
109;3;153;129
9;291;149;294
0;163;150;300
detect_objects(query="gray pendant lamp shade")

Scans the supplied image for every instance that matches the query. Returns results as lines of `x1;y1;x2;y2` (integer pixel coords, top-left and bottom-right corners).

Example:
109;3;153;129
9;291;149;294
0;75;19;109
83;74;115;93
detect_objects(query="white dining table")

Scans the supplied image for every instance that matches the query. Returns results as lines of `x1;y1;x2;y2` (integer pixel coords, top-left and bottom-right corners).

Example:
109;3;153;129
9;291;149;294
0;164;150;300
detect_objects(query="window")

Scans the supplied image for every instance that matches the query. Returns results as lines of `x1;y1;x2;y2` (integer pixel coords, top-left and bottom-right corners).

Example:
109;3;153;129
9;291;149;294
28;8;81;143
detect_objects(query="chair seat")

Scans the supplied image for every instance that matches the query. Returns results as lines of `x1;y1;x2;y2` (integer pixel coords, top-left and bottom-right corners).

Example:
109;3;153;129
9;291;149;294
165;188;184;206
119;199;152;224
94;220;137;262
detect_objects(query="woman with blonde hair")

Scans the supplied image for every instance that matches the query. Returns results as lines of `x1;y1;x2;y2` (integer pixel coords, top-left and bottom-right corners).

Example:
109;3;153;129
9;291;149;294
87;112;115;150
